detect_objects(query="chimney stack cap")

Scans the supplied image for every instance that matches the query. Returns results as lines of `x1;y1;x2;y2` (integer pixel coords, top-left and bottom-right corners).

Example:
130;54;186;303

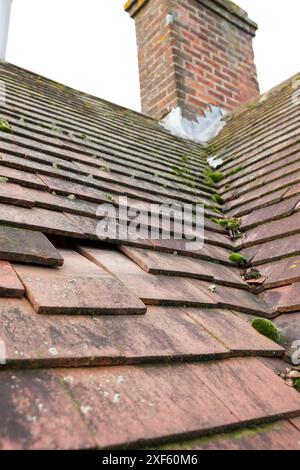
125;0;258;36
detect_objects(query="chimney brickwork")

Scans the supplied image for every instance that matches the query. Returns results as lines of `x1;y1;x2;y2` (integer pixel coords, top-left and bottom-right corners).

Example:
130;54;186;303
125;0;260;120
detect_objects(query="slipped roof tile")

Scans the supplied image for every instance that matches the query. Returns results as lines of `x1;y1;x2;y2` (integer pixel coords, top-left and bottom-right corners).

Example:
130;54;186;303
14;249;146;315
0;226;63;266
187;279;272;317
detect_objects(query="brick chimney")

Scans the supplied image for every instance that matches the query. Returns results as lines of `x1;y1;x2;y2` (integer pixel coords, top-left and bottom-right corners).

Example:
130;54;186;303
125;0;259;121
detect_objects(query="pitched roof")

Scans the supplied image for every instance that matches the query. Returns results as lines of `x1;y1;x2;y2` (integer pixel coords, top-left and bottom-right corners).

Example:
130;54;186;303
0;61;299;450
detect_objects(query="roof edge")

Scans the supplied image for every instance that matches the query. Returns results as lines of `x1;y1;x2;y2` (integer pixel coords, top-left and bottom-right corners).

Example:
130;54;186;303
124;0;258;35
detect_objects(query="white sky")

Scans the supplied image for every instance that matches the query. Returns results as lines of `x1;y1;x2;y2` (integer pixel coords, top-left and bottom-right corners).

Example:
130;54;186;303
6;0;300;112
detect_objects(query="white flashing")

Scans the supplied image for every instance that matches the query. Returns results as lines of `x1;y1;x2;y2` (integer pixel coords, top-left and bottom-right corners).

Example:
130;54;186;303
207;156;224;169
160;105;226;144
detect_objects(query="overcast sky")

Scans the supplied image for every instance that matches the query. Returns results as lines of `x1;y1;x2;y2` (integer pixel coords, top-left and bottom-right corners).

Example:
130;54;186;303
6;0;300;112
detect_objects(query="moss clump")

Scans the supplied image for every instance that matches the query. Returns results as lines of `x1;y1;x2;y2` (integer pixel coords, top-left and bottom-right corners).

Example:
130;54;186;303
244;269;262;280
295;378;300;392
205;169;224;184
0;118;12;133
204;178;216;188
212;217;242;241
211;194;224;205
106;194;115;202
228;253;247;266
251;318;281;343
211;218;241;230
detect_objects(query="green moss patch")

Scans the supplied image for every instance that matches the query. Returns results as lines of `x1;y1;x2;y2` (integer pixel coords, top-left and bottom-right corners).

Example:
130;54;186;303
211;194;224;205
0;118;12;133
228;253;247;266
251;318;281;343
244;269;262;280
205;169;224;184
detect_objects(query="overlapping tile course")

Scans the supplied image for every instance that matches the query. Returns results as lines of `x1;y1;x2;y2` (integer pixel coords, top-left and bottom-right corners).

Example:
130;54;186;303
209;72;300;361
0;62;299;449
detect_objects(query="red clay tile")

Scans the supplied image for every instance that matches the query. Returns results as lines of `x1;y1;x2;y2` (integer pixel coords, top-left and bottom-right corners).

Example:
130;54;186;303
258;256;300;288
0;226;63;266
291;417;300;431
148;238;232;265
118;273;218;307
14;249;146;315
120;246;248;289
77;244;145;275
0;61;300;450
0;203;85;238
244;212;300;246
284;183;300;199
243;234;300;266
0;164;47;189
54;357;300;448
0;182;35;208
241;196;299;230
188;279;272;316
260;284;300;314
77;244;270;313
190;357;300;422
0;261;24;297
0;299;230;367
0;369;94;450
54;363;238;448
184;308;284;355
228;188;286;218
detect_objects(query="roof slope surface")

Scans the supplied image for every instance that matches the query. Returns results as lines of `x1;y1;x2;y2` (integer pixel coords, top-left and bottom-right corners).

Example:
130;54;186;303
0;62;299;449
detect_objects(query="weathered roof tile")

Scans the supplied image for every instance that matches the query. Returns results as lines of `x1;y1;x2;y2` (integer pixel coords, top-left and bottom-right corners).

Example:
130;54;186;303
14;249;146;315
52;358;300;449
0;226;63;266
0;369;95;450
0;261;24;297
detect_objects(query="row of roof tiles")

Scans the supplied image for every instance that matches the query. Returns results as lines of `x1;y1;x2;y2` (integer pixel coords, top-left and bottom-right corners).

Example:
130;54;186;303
0;61;299;449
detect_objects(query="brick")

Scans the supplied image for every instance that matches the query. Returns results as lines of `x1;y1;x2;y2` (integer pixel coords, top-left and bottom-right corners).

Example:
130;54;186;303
126;0;259;119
